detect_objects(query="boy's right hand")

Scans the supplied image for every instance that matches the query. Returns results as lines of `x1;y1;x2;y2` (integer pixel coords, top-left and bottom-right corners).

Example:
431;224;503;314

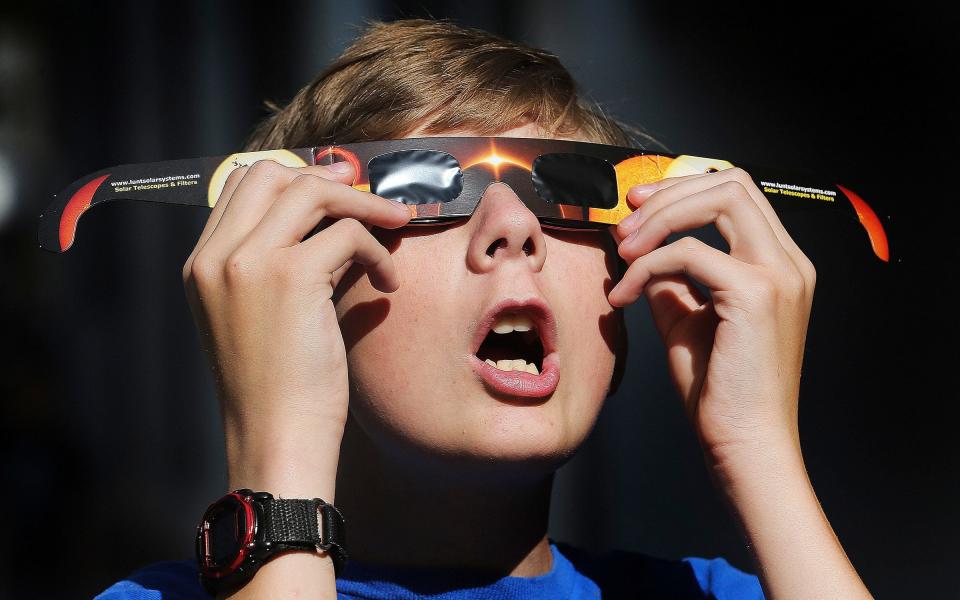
181;159;411;500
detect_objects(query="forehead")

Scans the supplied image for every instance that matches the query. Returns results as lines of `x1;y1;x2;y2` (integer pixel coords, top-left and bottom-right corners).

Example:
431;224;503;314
406;122;588;142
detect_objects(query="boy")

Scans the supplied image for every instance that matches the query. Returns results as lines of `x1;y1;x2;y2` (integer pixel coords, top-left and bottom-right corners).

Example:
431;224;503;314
99;19;871;599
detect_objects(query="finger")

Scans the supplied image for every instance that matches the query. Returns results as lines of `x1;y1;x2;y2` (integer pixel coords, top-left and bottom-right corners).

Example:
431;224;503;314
644;274;709;341
608;223;624;245
616;173;710;234
295;218;401;293
202;165;248;244
183;165;249;277
244;174;411;248
618;172;732;240
721;168;809;266
609;236;749;307
618;180;787;268
625;172;709;209
620;167;806;266
206;160;357;257
330;258;355;293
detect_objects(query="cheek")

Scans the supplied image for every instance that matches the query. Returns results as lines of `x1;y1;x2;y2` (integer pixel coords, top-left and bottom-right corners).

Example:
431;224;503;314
334;241;462;431
548;242;619;399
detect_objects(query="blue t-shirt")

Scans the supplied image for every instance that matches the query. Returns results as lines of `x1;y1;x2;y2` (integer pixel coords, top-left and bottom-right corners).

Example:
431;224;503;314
95;541;764;599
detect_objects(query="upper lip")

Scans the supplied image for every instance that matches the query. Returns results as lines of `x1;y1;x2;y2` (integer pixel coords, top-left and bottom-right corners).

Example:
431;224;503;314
471;297;558;358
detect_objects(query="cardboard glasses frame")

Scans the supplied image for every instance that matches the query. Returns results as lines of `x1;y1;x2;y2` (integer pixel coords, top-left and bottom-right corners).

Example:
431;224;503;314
38;136;890;263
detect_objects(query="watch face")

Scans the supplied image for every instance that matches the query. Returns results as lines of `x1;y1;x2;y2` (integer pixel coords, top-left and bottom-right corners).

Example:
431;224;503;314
197;491;256;577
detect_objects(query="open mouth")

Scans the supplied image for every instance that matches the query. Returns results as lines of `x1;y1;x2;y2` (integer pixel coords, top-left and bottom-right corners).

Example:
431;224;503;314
469;298;560;399
475;313;545;374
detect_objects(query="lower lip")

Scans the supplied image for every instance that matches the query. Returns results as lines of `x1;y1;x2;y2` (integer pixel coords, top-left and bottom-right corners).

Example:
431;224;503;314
470;352;561;399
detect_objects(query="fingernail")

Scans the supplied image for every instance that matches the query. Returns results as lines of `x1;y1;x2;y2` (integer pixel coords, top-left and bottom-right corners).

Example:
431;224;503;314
390;199;411;214
617;229;640;260
328;161;353;174
630;182;659;195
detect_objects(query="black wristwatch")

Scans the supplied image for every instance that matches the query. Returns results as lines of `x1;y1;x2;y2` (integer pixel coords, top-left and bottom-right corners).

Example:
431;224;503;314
195;489;347;595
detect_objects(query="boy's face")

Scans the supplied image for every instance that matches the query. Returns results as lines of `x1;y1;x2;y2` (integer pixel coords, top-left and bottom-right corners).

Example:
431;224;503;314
334;123;620;479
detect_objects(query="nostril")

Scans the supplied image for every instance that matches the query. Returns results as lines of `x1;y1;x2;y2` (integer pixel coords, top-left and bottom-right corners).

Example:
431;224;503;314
521;238;534;256
486;238;507;257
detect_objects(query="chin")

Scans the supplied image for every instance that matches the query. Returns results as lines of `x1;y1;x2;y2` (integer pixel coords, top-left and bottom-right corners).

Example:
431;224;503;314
432;439;580;484
351;403;591;485
346;357;610;483
428;402;600;483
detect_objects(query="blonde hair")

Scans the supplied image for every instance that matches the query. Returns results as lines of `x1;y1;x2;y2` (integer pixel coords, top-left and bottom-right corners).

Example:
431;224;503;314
245;19;652;150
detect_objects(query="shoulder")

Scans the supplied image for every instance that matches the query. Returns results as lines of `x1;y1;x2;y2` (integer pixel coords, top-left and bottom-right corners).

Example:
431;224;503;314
94;560;207;599
553;541;765;599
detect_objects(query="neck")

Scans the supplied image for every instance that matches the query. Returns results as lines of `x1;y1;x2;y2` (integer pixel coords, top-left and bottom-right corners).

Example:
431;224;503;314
335;414;555;577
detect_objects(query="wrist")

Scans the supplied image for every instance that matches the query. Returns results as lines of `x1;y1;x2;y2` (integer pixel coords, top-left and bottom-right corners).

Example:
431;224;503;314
225;419;345;502
703;432;806;499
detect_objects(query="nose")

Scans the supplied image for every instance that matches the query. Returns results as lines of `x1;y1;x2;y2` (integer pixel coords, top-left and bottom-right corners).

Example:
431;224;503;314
466;182;547;273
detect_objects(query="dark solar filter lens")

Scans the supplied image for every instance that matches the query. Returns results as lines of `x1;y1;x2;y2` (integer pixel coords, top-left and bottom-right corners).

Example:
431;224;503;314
532;153;618;209
368;150;463;205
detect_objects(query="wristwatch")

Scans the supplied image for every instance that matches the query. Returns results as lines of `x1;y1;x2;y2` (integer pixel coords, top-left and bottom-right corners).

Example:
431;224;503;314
195;489;347;595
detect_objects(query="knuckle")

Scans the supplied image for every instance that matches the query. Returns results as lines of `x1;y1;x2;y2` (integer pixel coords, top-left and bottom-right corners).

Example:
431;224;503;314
248;159;285;179
223;249;259;285
340;217;367;239
800;255;817;285
748;275;778;303
224;165;249;186
726;166;752;185
782;269;806;297
678;235;702;253
181;258;193;285
806;264;817;289
716;179;748;202
188;251;218;288
290;173;329;197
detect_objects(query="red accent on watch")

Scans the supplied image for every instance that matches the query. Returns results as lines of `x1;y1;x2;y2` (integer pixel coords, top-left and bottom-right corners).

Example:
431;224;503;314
197;491;256;580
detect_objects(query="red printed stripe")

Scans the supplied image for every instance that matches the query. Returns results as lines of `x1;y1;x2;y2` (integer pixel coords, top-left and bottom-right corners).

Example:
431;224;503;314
59;174;110;251
837;184;889;262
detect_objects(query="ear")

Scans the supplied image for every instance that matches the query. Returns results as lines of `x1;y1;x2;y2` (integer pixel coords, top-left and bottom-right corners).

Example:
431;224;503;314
608;305;628;397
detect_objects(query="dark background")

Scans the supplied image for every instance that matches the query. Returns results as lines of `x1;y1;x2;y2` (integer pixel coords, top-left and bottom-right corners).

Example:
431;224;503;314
1;2;957;598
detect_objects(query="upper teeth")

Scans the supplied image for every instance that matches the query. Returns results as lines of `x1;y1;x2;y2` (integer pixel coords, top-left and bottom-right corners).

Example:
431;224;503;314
491;313;535;334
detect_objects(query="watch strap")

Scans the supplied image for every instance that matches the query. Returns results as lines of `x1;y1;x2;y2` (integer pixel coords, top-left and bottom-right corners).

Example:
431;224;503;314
261;497;348;574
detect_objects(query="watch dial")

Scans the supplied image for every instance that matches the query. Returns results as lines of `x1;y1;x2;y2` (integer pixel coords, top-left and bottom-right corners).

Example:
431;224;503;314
200;494;251;570
209;501;245;565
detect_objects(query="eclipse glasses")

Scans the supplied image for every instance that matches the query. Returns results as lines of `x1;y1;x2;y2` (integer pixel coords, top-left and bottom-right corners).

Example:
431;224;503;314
39;136;890;262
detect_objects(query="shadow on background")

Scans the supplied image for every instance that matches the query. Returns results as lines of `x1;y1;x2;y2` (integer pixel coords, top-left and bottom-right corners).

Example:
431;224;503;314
0;2;957;597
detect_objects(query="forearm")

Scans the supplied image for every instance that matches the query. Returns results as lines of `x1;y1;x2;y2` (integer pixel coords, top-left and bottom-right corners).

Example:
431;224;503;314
222;414;345;600
710;436;872;600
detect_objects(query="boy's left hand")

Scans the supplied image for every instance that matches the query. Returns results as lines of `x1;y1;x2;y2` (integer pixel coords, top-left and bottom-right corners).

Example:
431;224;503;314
608;167;817;473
